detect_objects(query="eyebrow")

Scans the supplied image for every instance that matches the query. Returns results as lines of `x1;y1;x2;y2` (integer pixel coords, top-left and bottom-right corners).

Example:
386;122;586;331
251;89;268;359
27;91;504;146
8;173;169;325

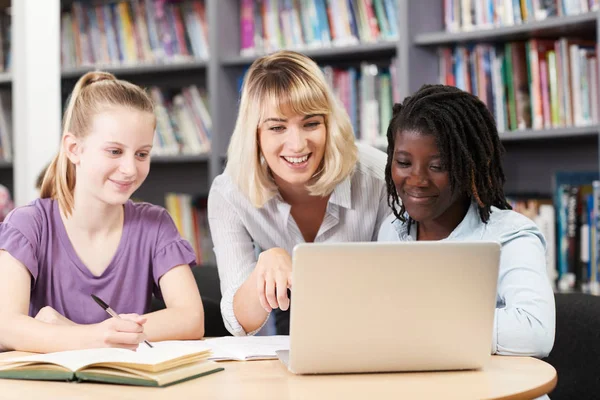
262;114;322;124
105;141;153;150
394;150;441;159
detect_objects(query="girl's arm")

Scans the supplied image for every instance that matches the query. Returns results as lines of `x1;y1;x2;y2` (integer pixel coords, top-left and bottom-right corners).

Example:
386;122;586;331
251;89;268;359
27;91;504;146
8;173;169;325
0;251;147;353
493;227;556;358
142;264;204;341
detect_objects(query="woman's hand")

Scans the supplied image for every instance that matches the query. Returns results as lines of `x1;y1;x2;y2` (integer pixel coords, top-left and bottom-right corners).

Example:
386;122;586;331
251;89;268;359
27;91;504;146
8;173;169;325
86;314;148;351
35;306;78;326
254;248;293;312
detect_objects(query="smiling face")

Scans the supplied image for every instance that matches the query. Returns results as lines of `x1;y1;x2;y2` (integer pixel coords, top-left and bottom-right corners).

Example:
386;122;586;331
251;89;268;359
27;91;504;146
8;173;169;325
258;105;327;189
391;130;465;224
65;106;155;206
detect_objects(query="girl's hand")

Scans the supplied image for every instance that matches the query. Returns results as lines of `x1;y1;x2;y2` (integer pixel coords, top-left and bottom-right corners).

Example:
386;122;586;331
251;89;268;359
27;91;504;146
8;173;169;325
87;314;148;350
254;248;293;312
35;306;78;326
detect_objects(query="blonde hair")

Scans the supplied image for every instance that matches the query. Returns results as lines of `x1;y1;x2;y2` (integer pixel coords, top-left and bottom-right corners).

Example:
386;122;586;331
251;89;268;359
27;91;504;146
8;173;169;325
225;50;358;207
40;71;155;216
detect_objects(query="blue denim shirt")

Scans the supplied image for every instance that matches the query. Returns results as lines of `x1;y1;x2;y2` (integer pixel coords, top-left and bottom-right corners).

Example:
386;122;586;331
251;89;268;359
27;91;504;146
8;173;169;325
378;202;556;358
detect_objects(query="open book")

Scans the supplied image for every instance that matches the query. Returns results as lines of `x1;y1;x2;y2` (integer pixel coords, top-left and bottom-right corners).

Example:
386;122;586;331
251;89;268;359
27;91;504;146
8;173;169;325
0;342;222;387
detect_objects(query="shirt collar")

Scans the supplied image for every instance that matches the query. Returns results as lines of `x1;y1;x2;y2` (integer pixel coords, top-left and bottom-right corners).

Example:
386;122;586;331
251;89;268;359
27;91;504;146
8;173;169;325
328;176;352;209
392;202;483;241
266;175;353;212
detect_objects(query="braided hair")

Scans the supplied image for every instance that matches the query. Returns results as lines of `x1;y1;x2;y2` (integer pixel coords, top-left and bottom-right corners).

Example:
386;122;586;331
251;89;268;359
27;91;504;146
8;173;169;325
385;84;511;224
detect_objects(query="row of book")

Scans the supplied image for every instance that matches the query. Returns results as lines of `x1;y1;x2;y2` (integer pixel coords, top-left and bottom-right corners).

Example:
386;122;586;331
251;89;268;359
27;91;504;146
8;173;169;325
445;0;600;32
164;193;214;266
240;0;399;56
508;198;557;288
322;60;399;147
439;39;599;132
510;171;600;295
61;0;208;69
0;9;9;72
0;90;10;162
151;84;212;156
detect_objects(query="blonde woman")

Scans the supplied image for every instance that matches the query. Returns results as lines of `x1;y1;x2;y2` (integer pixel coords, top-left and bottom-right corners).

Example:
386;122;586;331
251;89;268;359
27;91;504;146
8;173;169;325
208;51;390;336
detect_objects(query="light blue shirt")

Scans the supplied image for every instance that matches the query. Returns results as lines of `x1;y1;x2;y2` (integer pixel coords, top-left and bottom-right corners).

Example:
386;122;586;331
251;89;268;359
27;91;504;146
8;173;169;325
378;202;556;358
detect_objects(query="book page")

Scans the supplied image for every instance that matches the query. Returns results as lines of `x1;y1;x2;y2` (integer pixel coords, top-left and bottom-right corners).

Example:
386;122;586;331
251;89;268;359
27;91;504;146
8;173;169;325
204;335;290;361
0;342;212;372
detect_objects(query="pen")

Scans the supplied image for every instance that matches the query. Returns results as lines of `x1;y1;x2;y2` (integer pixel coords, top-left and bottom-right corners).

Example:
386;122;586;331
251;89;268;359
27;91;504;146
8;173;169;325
91;294;153;348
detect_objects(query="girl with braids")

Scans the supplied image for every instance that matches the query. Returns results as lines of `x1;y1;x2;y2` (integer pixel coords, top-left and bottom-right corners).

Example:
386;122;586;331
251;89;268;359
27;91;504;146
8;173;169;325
379;84;555;358
0;71;204;353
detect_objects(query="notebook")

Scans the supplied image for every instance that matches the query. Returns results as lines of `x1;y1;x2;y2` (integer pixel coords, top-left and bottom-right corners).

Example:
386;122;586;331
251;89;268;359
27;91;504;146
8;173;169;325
204;335;290;361
155;336;291;361
0;342;223;387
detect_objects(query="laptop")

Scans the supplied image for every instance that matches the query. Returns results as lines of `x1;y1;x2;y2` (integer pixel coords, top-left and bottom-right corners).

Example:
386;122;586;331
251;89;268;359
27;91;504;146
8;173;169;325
277;241;501;375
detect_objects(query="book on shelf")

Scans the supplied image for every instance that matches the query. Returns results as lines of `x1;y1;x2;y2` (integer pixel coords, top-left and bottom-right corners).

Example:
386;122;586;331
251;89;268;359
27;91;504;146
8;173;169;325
439;38;599;133
165;192;214;266
0;342;222;387
0;7;9;73
444;0;600;33
510;171;600;295
61;0;208;69
0;89;11;162
151;84;212;156
239;0;399;56
321;59;398;146
508;196;557;288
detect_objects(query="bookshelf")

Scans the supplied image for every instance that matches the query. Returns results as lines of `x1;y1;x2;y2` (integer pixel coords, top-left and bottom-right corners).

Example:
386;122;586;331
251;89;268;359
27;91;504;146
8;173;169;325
221;41;398;66
498;125;600;141
61;60;208;79
414;11;598;45
403;1;600;294
399;1;600;198
6;0;404;207
5;1;599;212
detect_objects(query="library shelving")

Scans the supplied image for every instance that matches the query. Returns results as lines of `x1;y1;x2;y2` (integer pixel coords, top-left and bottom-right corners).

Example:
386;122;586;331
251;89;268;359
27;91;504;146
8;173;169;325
414;11;598;45
221;41;398;66
7;1;600;211
406;1;600;294
400;1;600;198
61;60;208;79
8;0;403;206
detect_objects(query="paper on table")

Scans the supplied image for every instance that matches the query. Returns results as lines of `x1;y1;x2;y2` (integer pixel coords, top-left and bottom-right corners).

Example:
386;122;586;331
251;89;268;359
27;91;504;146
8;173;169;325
201;335;290;361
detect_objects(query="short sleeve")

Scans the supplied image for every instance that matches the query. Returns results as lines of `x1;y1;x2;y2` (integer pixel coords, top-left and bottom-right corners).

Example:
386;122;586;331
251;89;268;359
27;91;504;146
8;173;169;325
0;205;41;283
152;209;197;286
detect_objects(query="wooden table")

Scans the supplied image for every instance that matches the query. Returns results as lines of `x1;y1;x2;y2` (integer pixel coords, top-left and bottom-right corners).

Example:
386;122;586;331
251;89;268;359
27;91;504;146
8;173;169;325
0;353;556;400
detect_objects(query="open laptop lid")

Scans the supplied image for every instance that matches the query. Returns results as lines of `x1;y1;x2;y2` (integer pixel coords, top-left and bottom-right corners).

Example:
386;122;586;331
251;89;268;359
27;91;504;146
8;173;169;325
286;241;500;374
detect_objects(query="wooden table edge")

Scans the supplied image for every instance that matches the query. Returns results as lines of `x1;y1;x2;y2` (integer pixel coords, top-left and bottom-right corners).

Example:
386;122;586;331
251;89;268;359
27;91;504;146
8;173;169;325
493;365;557;400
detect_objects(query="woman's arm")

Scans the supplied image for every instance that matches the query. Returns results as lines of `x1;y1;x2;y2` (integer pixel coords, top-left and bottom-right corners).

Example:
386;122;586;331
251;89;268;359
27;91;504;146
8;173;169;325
0;251;147;353
142;264;204;341
493;227;556;357
233;248;292;333
208;188;271;336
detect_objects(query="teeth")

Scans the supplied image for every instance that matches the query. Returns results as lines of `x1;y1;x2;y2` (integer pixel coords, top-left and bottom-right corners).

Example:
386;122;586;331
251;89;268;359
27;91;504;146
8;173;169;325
283;155;309;164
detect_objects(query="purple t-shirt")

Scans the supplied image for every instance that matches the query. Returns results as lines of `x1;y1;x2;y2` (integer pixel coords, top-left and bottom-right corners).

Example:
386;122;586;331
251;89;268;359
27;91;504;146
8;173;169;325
0;198;196;324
